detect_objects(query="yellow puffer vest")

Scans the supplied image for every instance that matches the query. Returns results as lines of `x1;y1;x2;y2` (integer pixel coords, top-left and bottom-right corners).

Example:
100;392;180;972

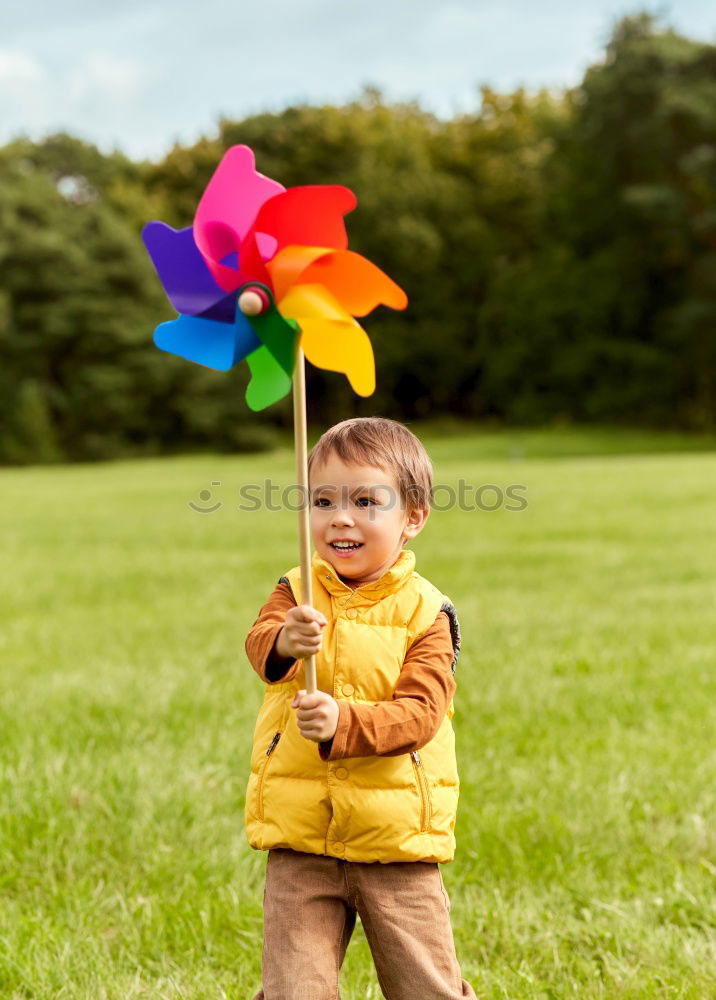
245;548;461;863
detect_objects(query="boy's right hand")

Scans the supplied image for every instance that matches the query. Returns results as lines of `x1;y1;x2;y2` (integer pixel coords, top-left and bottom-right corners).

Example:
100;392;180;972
274;605;327;660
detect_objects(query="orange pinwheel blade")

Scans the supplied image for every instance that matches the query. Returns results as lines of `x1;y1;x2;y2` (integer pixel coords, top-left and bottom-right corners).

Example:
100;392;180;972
268;247;408;317
278;284;375;396
296;250;407;317
266;246;330;303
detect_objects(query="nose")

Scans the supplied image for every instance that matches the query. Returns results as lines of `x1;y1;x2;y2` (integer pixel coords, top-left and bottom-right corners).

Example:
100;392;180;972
331;505;355;527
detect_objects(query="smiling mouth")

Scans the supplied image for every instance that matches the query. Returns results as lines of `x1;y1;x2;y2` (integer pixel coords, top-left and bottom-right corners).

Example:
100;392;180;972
330;542;363;553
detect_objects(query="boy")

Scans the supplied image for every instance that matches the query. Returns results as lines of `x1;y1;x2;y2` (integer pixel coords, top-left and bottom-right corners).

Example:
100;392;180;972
245;417;476;1000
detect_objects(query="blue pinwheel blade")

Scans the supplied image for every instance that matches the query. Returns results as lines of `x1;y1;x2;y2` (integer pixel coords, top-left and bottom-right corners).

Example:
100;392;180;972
154;311;261;372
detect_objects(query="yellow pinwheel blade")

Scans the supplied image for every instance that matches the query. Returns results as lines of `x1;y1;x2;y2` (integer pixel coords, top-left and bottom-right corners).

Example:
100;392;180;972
278;282;349;322
278;283;376;396
299;319;375;396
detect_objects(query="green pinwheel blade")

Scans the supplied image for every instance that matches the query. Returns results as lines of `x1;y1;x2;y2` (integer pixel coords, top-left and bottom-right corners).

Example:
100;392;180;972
245;345;294;411
245;292;300;377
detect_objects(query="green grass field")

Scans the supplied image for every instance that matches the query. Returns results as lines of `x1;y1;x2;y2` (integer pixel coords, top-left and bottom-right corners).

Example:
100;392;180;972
1;426;715;998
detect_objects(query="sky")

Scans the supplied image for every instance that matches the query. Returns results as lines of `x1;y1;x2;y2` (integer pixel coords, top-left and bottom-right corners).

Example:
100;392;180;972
1;0;715;162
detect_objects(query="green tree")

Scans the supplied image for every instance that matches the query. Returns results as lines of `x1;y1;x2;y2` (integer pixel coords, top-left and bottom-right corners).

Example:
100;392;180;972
4;12;715;465
484;13;716;428
0;139;277;463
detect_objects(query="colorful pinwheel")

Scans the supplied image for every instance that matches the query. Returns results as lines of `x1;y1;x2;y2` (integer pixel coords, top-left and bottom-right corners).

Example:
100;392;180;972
143;145;408;694
142;145;407;410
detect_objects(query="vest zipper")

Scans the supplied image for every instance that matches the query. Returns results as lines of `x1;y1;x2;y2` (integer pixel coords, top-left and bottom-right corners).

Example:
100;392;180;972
410;751;432;833
257;732;281;822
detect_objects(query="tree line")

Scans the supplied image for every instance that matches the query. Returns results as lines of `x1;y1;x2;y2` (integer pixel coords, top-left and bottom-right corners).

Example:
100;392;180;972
1;13;715;464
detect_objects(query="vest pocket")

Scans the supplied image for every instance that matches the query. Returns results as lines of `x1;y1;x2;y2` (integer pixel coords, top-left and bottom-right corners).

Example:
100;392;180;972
256;732;282;822
410;751;432;833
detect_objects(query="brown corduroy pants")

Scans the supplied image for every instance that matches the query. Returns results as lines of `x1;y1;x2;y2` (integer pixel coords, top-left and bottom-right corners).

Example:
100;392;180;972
252;848;477;1000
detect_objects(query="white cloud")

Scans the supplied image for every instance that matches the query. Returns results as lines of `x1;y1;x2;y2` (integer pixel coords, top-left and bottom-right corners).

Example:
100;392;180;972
0;49;45;86
0;49;51;141
69;53;145;104
0;1;714;159
0;46;150;153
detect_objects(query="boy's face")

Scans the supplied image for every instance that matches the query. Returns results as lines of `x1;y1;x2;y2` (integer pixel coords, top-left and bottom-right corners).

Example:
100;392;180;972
309;453;428;587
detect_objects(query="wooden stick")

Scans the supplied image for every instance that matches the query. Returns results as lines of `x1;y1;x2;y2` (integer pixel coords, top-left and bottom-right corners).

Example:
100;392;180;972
292;347;317;694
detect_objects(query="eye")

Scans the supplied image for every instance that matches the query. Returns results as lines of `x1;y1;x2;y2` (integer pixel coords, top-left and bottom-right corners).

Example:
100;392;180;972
313;497;333;508
356;497;377;508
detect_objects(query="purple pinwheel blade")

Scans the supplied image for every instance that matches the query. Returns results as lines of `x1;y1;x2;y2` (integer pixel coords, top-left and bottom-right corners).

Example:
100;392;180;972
154;311;261;372
197;291;237;324
143;222;232;319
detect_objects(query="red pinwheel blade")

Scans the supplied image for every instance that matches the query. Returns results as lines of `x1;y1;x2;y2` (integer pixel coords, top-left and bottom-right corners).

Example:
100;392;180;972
252;186;357;254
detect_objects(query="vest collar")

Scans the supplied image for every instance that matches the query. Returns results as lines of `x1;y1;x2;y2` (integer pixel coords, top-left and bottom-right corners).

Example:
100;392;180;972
312;548;416;602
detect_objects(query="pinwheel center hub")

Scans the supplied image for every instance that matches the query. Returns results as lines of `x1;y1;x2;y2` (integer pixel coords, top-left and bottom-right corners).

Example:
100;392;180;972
238;286;270;317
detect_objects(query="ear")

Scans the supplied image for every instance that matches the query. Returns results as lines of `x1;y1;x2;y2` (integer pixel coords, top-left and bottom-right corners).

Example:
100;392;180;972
402;506;429;541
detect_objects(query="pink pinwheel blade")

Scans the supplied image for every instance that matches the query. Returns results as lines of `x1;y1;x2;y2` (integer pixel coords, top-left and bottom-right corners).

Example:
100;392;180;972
194;145;285;293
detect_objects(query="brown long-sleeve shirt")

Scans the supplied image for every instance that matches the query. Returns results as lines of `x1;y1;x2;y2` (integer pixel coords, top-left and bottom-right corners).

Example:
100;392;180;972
245;581;456;762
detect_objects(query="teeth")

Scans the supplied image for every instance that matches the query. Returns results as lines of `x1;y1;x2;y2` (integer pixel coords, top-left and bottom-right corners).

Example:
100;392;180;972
333;542;360;549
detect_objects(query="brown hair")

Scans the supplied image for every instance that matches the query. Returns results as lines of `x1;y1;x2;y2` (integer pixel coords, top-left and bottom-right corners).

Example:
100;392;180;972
307;417;433;511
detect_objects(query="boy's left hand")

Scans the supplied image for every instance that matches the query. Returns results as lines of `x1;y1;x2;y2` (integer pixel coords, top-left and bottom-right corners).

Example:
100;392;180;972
291;689;340;743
